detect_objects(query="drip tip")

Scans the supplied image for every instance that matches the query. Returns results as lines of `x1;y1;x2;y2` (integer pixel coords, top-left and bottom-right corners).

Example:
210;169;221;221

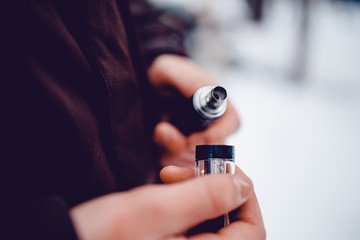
208;86;227;109
211;86;227;102
192;85;228;120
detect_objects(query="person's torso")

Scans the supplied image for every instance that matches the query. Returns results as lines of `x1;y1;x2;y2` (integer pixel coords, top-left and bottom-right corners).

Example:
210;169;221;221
4;0;158;206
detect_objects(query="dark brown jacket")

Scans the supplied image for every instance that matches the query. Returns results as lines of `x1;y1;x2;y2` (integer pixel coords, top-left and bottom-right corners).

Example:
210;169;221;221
2;0;187;238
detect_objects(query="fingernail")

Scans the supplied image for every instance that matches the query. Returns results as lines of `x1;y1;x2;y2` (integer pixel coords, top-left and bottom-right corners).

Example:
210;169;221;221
232;175;252;205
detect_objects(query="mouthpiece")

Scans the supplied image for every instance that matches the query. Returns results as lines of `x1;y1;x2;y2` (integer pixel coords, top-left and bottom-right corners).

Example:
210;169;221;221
165;85;228;135
209;86;227;109
193;85;228;120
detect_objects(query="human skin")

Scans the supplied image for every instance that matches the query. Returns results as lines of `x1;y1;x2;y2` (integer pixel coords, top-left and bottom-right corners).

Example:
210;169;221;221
148;54;241;168
69;56;265;239
70;165;265;240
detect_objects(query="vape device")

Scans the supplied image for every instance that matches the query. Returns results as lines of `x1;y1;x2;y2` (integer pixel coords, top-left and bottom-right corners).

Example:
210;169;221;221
195;145;235;177
195;145;235;227
170;85;228;135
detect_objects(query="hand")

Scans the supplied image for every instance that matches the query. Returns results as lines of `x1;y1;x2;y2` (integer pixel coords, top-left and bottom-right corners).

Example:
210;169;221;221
70;167;265;240
160;165;266;239
148;54;240;168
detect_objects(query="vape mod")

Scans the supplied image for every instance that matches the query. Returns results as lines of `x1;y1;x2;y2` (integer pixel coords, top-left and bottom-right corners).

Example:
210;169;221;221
195;145;235;227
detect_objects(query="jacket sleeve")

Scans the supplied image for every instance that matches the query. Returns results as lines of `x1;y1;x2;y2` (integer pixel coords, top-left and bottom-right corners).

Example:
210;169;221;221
129;0;195;66
3;196;78;240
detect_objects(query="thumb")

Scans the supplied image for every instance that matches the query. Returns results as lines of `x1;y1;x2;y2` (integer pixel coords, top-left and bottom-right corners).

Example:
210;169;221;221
70;174;253;240
153;121;188;153
125;174;253;238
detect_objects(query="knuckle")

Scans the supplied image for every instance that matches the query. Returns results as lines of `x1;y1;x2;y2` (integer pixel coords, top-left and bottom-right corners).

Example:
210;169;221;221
236;167;254;188
245;176;254;190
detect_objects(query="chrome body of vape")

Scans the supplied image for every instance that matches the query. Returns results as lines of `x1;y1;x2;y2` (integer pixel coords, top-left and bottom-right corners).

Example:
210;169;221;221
195;145;235;227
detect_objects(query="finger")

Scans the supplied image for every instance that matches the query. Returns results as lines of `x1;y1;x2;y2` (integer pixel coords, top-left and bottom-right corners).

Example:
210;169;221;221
233;184;264;227
160;166;195;184
217;198;265;240
215;168;265;240
234;167;263;224
153;121;188;153
148;55;219;98
153;122;195;168
206;102;240;140
188;233;220;240
122;174;253;239
188;102;240;146
160;150;195;168
235;166;251;179
218;219;266;240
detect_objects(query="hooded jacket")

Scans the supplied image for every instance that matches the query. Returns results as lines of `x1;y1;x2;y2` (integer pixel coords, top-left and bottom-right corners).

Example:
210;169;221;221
2;0;188;238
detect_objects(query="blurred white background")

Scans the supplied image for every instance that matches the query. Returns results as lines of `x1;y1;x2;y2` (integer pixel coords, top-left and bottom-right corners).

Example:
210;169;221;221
150;0;360;239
